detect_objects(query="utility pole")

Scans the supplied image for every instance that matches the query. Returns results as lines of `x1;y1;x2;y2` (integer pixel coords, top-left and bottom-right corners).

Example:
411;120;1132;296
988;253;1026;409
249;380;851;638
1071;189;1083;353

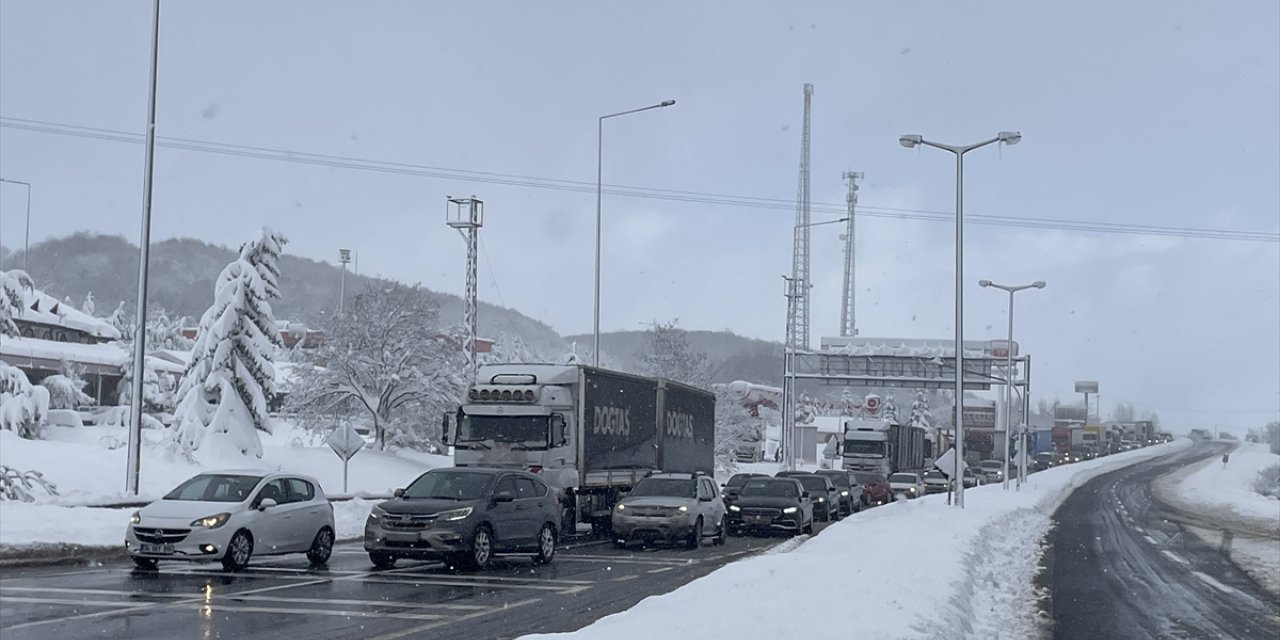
790;84;814;350
338;248;351;314
839;171;863;337
781;275;801;471
0;179;31;271
447;196;483;383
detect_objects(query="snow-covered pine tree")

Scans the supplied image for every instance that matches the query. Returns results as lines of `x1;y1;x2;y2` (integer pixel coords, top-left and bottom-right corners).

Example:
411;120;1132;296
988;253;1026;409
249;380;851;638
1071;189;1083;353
170;229;288;458
1;270;34;337
108;301;129;337
908;391;933;429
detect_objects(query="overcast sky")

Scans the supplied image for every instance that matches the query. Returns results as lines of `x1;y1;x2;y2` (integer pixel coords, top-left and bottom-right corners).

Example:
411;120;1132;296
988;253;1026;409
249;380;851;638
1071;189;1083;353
1;1;1277;430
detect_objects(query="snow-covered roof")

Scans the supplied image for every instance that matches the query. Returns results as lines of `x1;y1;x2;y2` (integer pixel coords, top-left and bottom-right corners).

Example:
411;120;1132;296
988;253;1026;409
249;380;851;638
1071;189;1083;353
17;288;121;340
0;336;186;375
825;340;990;359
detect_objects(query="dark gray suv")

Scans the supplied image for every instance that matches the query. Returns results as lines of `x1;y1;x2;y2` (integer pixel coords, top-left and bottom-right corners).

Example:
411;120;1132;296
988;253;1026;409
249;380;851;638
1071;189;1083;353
364;468;560;570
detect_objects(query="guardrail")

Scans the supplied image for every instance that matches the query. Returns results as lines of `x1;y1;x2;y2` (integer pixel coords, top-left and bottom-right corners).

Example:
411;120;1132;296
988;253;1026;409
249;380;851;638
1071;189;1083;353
72;494;394;510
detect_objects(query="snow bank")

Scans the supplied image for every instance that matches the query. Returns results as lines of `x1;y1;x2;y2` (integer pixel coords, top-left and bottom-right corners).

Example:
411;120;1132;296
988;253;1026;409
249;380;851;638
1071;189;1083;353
0;423;449;549
521;440;1191;640
1174;442;1280;525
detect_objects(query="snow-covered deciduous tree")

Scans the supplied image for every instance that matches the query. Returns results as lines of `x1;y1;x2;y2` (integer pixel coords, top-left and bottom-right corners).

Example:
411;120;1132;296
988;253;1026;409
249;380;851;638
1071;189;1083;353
0;361;48;439
108;301;129;337
286;283;467;451
1;270;34;337
1108;402;1136;423
713;385;758;472
908;391;933;429
170;229;288;459
0;466;58;502
80;292;95;316
637;319;709;388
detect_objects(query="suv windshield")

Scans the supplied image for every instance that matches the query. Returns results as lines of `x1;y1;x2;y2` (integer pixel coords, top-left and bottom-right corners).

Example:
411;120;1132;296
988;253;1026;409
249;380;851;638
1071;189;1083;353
740;480;799;498
818;473;851;488
403;471;495;500
458;414;548;447
164;474;263;502
629;478;696;498
725;474;759;488
924;471;947;480
796;476;828;492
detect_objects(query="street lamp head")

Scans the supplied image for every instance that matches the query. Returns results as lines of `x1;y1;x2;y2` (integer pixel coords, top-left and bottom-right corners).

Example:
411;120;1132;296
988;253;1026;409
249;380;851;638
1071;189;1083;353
978;280;992;288
899;134;922;149
997;131;1022;146
1033;280;1047;289
659;100;676;107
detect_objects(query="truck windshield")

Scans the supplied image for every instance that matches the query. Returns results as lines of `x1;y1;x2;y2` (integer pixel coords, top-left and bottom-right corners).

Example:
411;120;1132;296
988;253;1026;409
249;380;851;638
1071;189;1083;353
843;440;884;456
458;414;548;447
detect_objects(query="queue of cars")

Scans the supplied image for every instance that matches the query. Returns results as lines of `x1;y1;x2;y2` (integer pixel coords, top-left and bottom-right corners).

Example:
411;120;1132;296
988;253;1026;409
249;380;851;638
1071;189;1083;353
124;463;942;574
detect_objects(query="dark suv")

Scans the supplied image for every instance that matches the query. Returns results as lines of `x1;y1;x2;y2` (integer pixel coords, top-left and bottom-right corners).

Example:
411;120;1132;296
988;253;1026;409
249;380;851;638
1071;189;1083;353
720;472;767;506
780;473;841;522
728;477;813;536
364;468;560;571
814;469;863;516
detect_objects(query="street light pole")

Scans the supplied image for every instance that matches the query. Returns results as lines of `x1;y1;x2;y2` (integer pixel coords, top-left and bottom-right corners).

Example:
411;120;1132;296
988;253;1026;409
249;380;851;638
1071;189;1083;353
979;279;1046;490
593;99;676;366
0;179;31;271
900;131;1021;508
126;0;162;495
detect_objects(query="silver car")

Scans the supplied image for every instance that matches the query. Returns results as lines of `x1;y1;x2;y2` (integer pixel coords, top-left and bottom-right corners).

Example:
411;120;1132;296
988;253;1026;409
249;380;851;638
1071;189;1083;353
613;473;727;548
127;472;336;572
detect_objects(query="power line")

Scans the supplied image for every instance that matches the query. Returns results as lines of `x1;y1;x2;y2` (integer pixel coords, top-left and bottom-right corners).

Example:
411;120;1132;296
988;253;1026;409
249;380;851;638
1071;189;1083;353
478;235;506;309
3;116;1276;244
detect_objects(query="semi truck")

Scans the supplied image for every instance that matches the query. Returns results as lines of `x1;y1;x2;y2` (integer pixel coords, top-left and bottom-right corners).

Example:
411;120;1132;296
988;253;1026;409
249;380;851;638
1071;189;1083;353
843;418;926;476
445;364;715;535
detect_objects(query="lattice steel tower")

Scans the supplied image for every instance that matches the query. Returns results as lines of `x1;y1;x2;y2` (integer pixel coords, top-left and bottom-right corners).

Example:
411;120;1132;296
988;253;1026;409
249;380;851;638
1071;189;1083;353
446;196;483;382
790;83;814;350
840;171;863;337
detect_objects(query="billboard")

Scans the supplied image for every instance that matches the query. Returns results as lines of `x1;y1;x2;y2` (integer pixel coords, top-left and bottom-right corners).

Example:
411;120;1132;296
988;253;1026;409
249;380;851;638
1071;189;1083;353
1074;380;1099;394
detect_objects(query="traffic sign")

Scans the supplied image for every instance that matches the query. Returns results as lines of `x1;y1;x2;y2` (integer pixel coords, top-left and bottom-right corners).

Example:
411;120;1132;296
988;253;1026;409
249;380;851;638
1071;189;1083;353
326;423;365;461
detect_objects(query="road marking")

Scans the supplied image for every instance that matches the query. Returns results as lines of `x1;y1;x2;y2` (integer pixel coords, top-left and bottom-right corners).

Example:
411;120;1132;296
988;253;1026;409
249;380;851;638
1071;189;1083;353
0;587;488;611
1191;571;1240;597
647;567;673;574
1;596;147;607
364;597;543;640
1142;535;1158;545
1160;550;1190;566
188;604;446;621
347;575;586;593
0;601;157;631
378;569;593;586
559;554;696;566
611;574;639;582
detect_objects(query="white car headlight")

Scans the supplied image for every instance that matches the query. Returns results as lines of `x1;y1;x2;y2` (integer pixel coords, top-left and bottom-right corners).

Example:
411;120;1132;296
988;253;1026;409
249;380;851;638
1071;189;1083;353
437;507;473;521
129;511;141;525
368;506;386;521
840;490;850;497
615;503;625;511
190;513;231;529
728;505;741;512
782;506;798;514
677;505;689;512
816;497;825;502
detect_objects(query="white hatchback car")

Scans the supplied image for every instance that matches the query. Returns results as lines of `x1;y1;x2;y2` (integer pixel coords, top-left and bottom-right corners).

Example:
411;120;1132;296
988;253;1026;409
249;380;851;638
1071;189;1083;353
126;472;335;571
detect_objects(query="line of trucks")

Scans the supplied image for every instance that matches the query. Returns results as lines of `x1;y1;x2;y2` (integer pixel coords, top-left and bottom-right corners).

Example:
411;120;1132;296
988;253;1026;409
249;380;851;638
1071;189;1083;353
443;364;716;535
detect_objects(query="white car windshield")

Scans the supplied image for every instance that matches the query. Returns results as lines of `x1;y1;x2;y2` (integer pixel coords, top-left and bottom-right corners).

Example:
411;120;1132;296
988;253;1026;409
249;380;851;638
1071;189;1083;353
163;474;263;502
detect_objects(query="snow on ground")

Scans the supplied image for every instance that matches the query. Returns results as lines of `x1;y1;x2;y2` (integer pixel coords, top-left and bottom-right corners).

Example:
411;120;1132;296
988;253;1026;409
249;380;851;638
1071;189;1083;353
522;440;1192;640
1173;441;1280;525
0;422;448;549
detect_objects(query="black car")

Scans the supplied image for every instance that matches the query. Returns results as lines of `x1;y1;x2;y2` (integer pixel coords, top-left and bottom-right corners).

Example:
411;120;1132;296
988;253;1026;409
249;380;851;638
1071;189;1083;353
814;469;863;516
364;468;560;571
728;477;814;536
784;473;841;522
720;472;767;506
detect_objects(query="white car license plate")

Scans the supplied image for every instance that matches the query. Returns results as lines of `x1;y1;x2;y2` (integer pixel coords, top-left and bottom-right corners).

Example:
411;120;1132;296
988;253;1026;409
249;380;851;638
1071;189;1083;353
747;515;769;524
139;543;173;554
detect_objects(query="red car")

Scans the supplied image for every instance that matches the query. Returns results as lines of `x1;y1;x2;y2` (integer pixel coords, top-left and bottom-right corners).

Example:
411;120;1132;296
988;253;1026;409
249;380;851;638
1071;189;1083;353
852;472;892;506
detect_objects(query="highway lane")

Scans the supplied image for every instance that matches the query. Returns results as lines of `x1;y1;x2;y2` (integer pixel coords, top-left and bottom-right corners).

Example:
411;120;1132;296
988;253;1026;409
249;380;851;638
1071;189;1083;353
1047;441;1280;639
0;522;833;640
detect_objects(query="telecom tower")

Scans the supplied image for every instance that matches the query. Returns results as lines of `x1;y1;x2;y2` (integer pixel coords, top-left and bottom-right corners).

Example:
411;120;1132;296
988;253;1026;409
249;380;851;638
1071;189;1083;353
446;196;484;382
790;83;814;350
840;171;863;337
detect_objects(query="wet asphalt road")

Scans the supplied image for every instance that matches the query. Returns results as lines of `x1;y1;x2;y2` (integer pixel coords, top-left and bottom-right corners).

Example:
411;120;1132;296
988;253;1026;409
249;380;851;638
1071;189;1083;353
0;522;831;640
1047;441;1280;639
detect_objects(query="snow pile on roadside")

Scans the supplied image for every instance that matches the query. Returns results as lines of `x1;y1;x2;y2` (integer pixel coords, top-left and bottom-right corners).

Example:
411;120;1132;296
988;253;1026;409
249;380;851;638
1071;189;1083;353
522;440;1191;640
0;423;448;549
1174;442;1280;525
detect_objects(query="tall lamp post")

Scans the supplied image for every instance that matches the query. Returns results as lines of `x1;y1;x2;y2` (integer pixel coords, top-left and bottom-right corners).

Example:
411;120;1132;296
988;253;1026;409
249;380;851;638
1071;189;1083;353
338;248;351;313
780;216;849;471
979;279;1045;490
0;179;31;271
593;99;676;366
899;131;1021;507
126;0;162;495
